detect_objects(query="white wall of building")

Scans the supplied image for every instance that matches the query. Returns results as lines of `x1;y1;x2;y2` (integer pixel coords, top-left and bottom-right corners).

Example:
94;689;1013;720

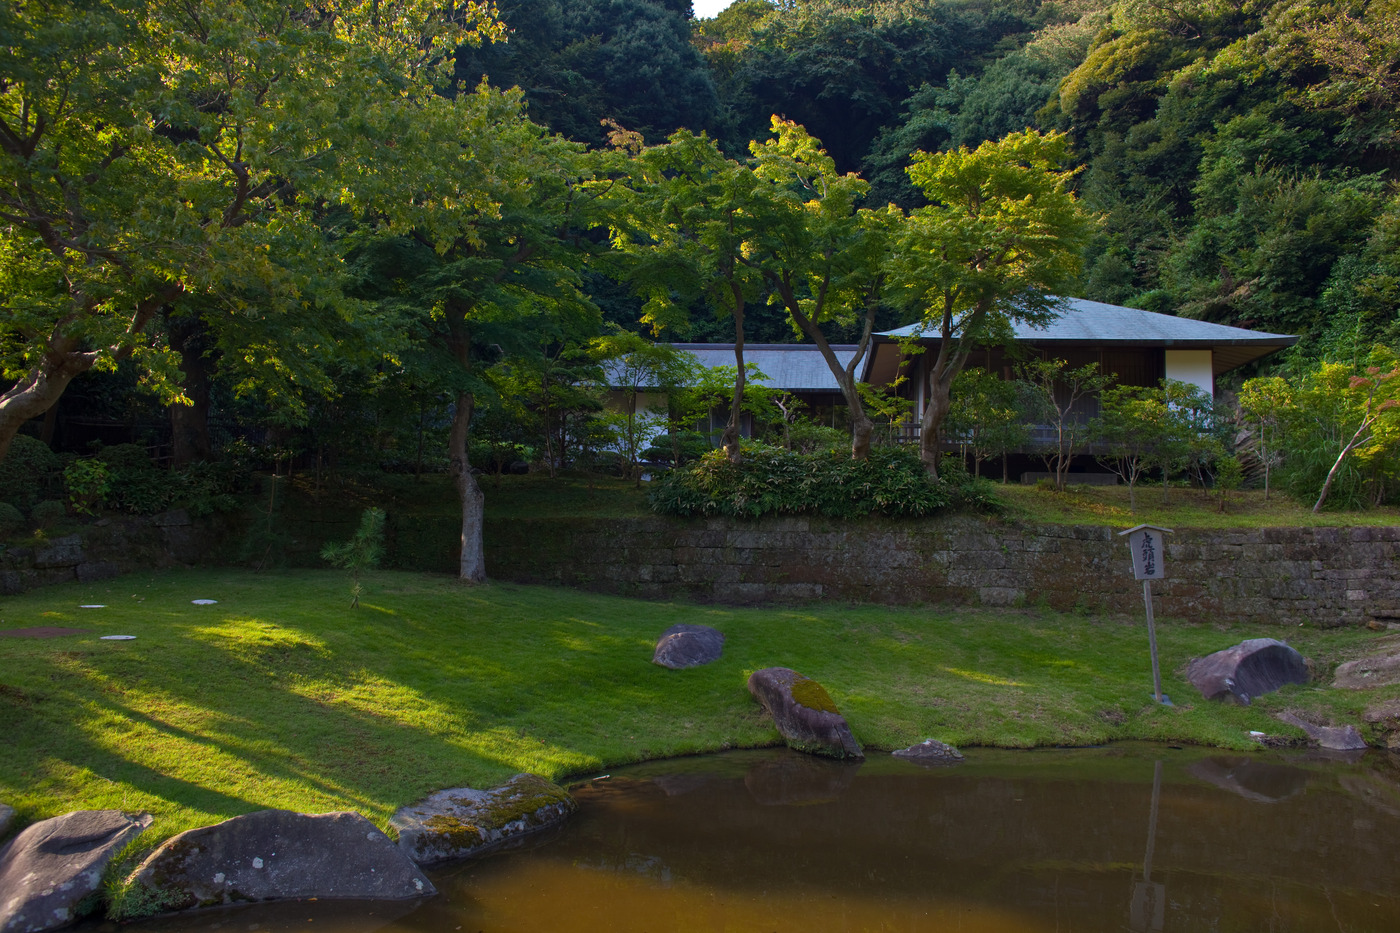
1164;349;1214;396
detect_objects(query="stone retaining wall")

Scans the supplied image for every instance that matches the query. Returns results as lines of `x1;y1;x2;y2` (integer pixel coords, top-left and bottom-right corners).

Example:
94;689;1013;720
484;515;1400;627
0;510;238;595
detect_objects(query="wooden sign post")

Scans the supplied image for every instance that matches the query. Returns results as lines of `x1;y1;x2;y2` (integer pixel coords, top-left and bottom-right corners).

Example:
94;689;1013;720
1119;524;1173;705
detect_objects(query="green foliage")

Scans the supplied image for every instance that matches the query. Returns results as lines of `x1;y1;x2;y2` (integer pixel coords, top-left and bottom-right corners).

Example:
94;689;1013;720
0;435;60;509
649;443;959;519
63;460;110;516
321;508;387;608
30;500;67;530
95;445;170;515
0;501;23;535
785;421;848;454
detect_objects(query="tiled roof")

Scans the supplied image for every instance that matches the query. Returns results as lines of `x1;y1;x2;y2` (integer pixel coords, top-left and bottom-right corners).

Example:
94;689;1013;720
877;297;1298;347
672;344;859;392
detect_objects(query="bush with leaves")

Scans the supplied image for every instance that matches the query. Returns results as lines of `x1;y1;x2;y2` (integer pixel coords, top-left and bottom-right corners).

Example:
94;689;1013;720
0;435;60;509
30;500;66;529
63;459;110;516
95;444;171;514
649;443;963;519
0;502;23;535
321;508;386;609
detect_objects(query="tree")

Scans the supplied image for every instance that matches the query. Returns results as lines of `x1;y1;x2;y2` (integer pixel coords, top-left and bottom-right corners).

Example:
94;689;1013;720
1237;375;1291;499
591;330;698;482
741;118;901;459
1019;357;1114;492
890;130;1095;478
0;0;503;462
1293;358;1400;512
1096;382;1172;510
614;130;766;462
351;85;603;582
946;367;1028;482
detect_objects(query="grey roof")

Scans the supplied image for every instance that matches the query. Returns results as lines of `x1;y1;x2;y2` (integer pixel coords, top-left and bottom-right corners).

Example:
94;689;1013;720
674;344;857;392
878;297;1297;347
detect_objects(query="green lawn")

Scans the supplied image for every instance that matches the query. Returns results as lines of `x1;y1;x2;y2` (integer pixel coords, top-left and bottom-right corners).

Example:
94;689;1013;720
2;568;1395;850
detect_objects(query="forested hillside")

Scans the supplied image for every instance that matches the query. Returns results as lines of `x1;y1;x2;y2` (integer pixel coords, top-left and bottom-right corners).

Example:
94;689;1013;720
5;0;1400;545
458;0;1397;353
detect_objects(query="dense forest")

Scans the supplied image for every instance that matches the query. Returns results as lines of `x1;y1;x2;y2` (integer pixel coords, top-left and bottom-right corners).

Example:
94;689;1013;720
4;0;1400;571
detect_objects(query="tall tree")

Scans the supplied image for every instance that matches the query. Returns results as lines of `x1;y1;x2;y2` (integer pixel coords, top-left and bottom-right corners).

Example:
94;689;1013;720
742;117;901;459
353;84;603;582
890;130;1094;478
0;0;502;460
614;130;766;462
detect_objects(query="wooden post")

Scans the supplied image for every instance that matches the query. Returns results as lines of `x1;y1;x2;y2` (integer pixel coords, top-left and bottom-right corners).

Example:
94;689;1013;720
1144;579;1162;704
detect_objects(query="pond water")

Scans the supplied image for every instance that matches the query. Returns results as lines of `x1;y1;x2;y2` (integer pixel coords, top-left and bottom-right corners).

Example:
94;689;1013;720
117;744;1400;933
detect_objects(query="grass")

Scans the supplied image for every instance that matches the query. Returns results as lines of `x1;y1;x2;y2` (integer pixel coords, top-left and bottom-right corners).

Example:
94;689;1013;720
3;568;1397;851
984;482;1400;529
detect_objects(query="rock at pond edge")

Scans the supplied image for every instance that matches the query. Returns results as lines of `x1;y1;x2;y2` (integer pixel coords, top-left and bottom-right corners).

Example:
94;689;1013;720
127;810;433;914
0;809;151;933
892;739;964;765
652;624;725;669
1187;638;1308;705
390;774;577;867
747;667;863;760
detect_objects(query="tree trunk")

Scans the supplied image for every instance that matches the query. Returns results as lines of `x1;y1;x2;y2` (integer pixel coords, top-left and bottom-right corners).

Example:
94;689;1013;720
0;342;101;461
169;315;213;466
0;287;180;461
722;290;746;463
850;412;874;460
919;373;954;480
450;389;487;582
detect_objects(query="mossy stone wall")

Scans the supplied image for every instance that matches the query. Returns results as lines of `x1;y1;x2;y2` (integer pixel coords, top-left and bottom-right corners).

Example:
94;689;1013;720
484;514;1400;627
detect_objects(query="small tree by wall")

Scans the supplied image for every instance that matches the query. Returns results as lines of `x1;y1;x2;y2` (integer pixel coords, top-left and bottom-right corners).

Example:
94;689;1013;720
1019;358;1114;491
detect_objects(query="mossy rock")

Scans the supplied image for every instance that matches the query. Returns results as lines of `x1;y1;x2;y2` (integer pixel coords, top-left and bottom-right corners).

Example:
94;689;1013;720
747;667;864;760
390;773;577;866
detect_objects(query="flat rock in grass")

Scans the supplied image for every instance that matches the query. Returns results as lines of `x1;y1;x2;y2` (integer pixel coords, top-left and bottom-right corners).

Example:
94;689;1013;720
747;667;863;760
127;810;433;912
0;809;152;933
1275;712;1369;751
1187;638;1309;705
652;624;725;669
390;774;577;867
892;739;964;766
1334;654;1400;690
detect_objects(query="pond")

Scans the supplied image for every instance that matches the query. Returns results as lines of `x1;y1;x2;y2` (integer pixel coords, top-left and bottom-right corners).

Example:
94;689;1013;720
116;744;1400;933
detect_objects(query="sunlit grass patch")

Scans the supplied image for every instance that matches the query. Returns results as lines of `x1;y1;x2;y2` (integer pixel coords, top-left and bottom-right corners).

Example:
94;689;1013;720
0;567;1391;854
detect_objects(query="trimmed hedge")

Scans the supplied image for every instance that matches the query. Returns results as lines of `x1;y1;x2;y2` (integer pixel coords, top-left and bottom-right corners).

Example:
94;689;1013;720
649;444;990;519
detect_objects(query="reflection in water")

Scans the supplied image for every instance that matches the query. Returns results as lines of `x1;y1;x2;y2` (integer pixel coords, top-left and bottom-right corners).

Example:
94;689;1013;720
106;744;1400;933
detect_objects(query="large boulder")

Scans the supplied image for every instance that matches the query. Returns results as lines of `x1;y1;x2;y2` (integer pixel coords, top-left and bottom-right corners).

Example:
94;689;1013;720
1334;653;1400;690
1186;638;1309;705
1363;698;1400;749
0;809;151;933
652;624;725;670
125;810;433;913
390;774;577;867
747;667;863;760
892;739;965;766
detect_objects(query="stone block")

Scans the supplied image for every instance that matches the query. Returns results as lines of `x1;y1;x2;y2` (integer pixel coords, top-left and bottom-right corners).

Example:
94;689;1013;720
33;535;84;569
76;561;121;583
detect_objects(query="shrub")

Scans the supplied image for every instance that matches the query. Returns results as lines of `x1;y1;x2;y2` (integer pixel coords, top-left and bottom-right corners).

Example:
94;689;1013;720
649;444;958;519
94;444;172;514
321;508;386;608
63;459;110;515
0;501;23;535
31;499;67;528
0;435;60;509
